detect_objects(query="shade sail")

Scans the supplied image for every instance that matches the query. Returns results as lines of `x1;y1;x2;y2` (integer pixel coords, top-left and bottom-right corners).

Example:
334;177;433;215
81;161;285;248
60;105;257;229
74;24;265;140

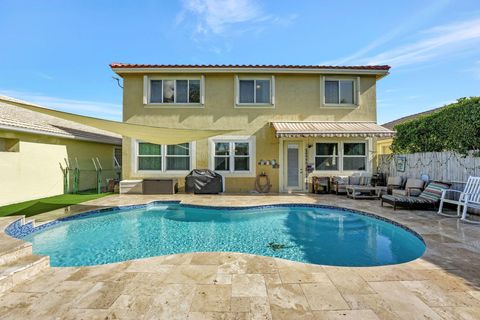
0;96;235;145
271;121;395;138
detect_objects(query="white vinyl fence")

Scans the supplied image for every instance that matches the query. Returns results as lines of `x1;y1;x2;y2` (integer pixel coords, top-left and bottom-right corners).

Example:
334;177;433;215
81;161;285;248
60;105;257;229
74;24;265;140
377;151;480;189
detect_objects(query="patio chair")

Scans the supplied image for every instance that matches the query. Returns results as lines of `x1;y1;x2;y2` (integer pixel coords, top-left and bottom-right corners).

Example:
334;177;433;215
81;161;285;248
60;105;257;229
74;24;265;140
330;176;349;194
437;176;480;224
391;178;425;197
381;181;451;210
386;176;403;194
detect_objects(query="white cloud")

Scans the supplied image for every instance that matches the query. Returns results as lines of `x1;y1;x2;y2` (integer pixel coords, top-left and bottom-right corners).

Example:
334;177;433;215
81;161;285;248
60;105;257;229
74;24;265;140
0;89;121;121
364;18;480;67
181;0;259;34
178;0;295;36
335;0;451;65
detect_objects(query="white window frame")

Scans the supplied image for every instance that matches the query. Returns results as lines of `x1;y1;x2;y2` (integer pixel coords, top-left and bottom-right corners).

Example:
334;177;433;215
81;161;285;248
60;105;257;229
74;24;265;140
235;75;275;108
133;140;196;176
313;141;368;172
342;142;367;171
143;75;205;108
321;76;360;108
314;142;340;172
208;136;256;177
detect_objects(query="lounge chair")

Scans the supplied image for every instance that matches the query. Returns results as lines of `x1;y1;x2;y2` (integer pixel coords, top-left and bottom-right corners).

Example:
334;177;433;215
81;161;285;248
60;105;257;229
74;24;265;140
438;176;480;224
391;178;425;197
381;181;451;210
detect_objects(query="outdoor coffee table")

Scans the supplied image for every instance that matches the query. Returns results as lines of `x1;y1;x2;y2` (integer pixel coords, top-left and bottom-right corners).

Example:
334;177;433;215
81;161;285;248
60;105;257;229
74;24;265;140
346;185;386;200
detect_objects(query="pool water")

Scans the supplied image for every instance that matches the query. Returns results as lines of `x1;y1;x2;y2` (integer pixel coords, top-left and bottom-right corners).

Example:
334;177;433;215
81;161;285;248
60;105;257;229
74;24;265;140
22;203;425;267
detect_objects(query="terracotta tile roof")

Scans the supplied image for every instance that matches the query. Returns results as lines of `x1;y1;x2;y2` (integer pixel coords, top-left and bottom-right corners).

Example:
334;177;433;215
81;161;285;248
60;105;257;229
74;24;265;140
0;96;122;145
110;63;391;71
271;121;395;138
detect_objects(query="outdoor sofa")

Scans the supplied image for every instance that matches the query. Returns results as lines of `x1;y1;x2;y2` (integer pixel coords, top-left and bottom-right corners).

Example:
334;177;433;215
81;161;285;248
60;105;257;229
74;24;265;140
331;174;371;195
381;181;451;210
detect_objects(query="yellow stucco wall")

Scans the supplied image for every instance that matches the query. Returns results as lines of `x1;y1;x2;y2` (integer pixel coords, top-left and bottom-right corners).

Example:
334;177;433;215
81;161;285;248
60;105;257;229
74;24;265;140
121;73;379;193
377;138;393;155
0;130;120;206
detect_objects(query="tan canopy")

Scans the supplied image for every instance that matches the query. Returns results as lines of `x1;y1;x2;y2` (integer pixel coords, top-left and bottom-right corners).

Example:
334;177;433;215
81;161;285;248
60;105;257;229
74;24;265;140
0;96;235;145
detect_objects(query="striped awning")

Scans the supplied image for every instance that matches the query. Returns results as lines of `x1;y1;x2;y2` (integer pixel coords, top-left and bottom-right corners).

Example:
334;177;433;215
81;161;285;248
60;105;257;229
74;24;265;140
271;121;394;138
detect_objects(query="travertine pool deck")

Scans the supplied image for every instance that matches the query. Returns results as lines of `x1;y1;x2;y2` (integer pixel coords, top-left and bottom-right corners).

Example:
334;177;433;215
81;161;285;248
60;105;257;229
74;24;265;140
1;193;480;319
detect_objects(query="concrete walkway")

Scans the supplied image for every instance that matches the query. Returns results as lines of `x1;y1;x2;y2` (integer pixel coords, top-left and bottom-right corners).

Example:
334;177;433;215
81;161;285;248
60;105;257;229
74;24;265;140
0;193;479;319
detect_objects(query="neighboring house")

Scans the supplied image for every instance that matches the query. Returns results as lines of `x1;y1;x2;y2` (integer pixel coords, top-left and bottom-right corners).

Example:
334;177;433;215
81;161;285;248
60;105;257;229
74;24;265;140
111;64;394;193
0;96;122;206
377;106;444;156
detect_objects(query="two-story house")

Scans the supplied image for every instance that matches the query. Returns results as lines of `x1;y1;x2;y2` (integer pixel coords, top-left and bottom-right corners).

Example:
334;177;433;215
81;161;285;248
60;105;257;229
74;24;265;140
110;64;394;193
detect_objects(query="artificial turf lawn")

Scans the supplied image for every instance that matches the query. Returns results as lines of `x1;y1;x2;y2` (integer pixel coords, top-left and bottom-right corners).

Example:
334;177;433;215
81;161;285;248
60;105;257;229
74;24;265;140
0;192;112;218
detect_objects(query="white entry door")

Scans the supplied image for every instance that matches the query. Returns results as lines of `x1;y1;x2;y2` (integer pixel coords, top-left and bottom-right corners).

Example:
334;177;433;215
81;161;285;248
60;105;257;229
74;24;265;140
284;141;303;191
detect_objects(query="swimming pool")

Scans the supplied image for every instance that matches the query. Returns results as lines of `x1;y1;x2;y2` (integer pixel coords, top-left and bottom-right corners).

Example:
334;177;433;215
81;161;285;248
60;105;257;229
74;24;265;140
7;202;425;267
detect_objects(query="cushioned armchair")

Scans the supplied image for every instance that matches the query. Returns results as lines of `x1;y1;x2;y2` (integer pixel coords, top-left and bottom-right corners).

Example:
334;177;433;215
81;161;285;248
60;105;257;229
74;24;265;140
392;178;425;197
386;176;403;194
330;176;349;194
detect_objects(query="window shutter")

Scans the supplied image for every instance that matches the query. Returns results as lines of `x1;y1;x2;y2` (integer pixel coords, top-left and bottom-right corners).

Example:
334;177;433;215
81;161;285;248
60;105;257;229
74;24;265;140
356;76;361;106
320;76;324;107
143;75;148;104
235;75;239;105
201;75;205;105
271;75;275;105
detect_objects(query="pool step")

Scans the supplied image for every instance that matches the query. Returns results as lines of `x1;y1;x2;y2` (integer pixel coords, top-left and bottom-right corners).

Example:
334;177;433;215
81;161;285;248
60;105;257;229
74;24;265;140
0;254;49;293
0;219;50;293
0;241;33;266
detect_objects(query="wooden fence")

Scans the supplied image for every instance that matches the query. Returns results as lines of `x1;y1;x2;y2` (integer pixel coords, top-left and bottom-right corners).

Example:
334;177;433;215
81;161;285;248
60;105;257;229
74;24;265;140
377;151;480;188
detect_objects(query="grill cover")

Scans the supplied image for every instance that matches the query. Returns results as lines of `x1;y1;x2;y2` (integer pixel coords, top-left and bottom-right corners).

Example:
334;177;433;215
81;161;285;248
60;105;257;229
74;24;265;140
185;169;223;194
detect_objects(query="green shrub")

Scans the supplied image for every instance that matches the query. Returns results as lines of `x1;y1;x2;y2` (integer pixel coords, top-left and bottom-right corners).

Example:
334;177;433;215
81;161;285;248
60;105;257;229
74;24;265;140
391;97;480;155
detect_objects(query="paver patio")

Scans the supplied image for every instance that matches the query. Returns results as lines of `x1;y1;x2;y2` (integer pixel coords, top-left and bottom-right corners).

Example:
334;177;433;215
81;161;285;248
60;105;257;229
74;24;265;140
1;193;480;319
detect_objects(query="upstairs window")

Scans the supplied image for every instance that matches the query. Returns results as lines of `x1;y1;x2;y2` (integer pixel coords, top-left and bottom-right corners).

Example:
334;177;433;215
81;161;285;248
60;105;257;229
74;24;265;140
324;79;355;105
236;77;273;105
149;79;201;104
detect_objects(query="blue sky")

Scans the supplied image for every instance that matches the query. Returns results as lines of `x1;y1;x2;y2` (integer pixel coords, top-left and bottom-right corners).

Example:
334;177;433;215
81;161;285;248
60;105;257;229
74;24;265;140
0;0;479;123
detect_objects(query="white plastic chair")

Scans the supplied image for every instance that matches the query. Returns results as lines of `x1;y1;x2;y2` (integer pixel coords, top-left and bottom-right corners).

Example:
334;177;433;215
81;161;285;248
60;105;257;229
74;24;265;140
437;176;480;224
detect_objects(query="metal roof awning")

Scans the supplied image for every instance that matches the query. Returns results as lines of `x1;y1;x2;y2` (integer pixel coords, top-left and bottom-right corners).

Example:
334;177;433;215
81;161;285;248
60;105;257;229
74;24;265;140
271;121;395;138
